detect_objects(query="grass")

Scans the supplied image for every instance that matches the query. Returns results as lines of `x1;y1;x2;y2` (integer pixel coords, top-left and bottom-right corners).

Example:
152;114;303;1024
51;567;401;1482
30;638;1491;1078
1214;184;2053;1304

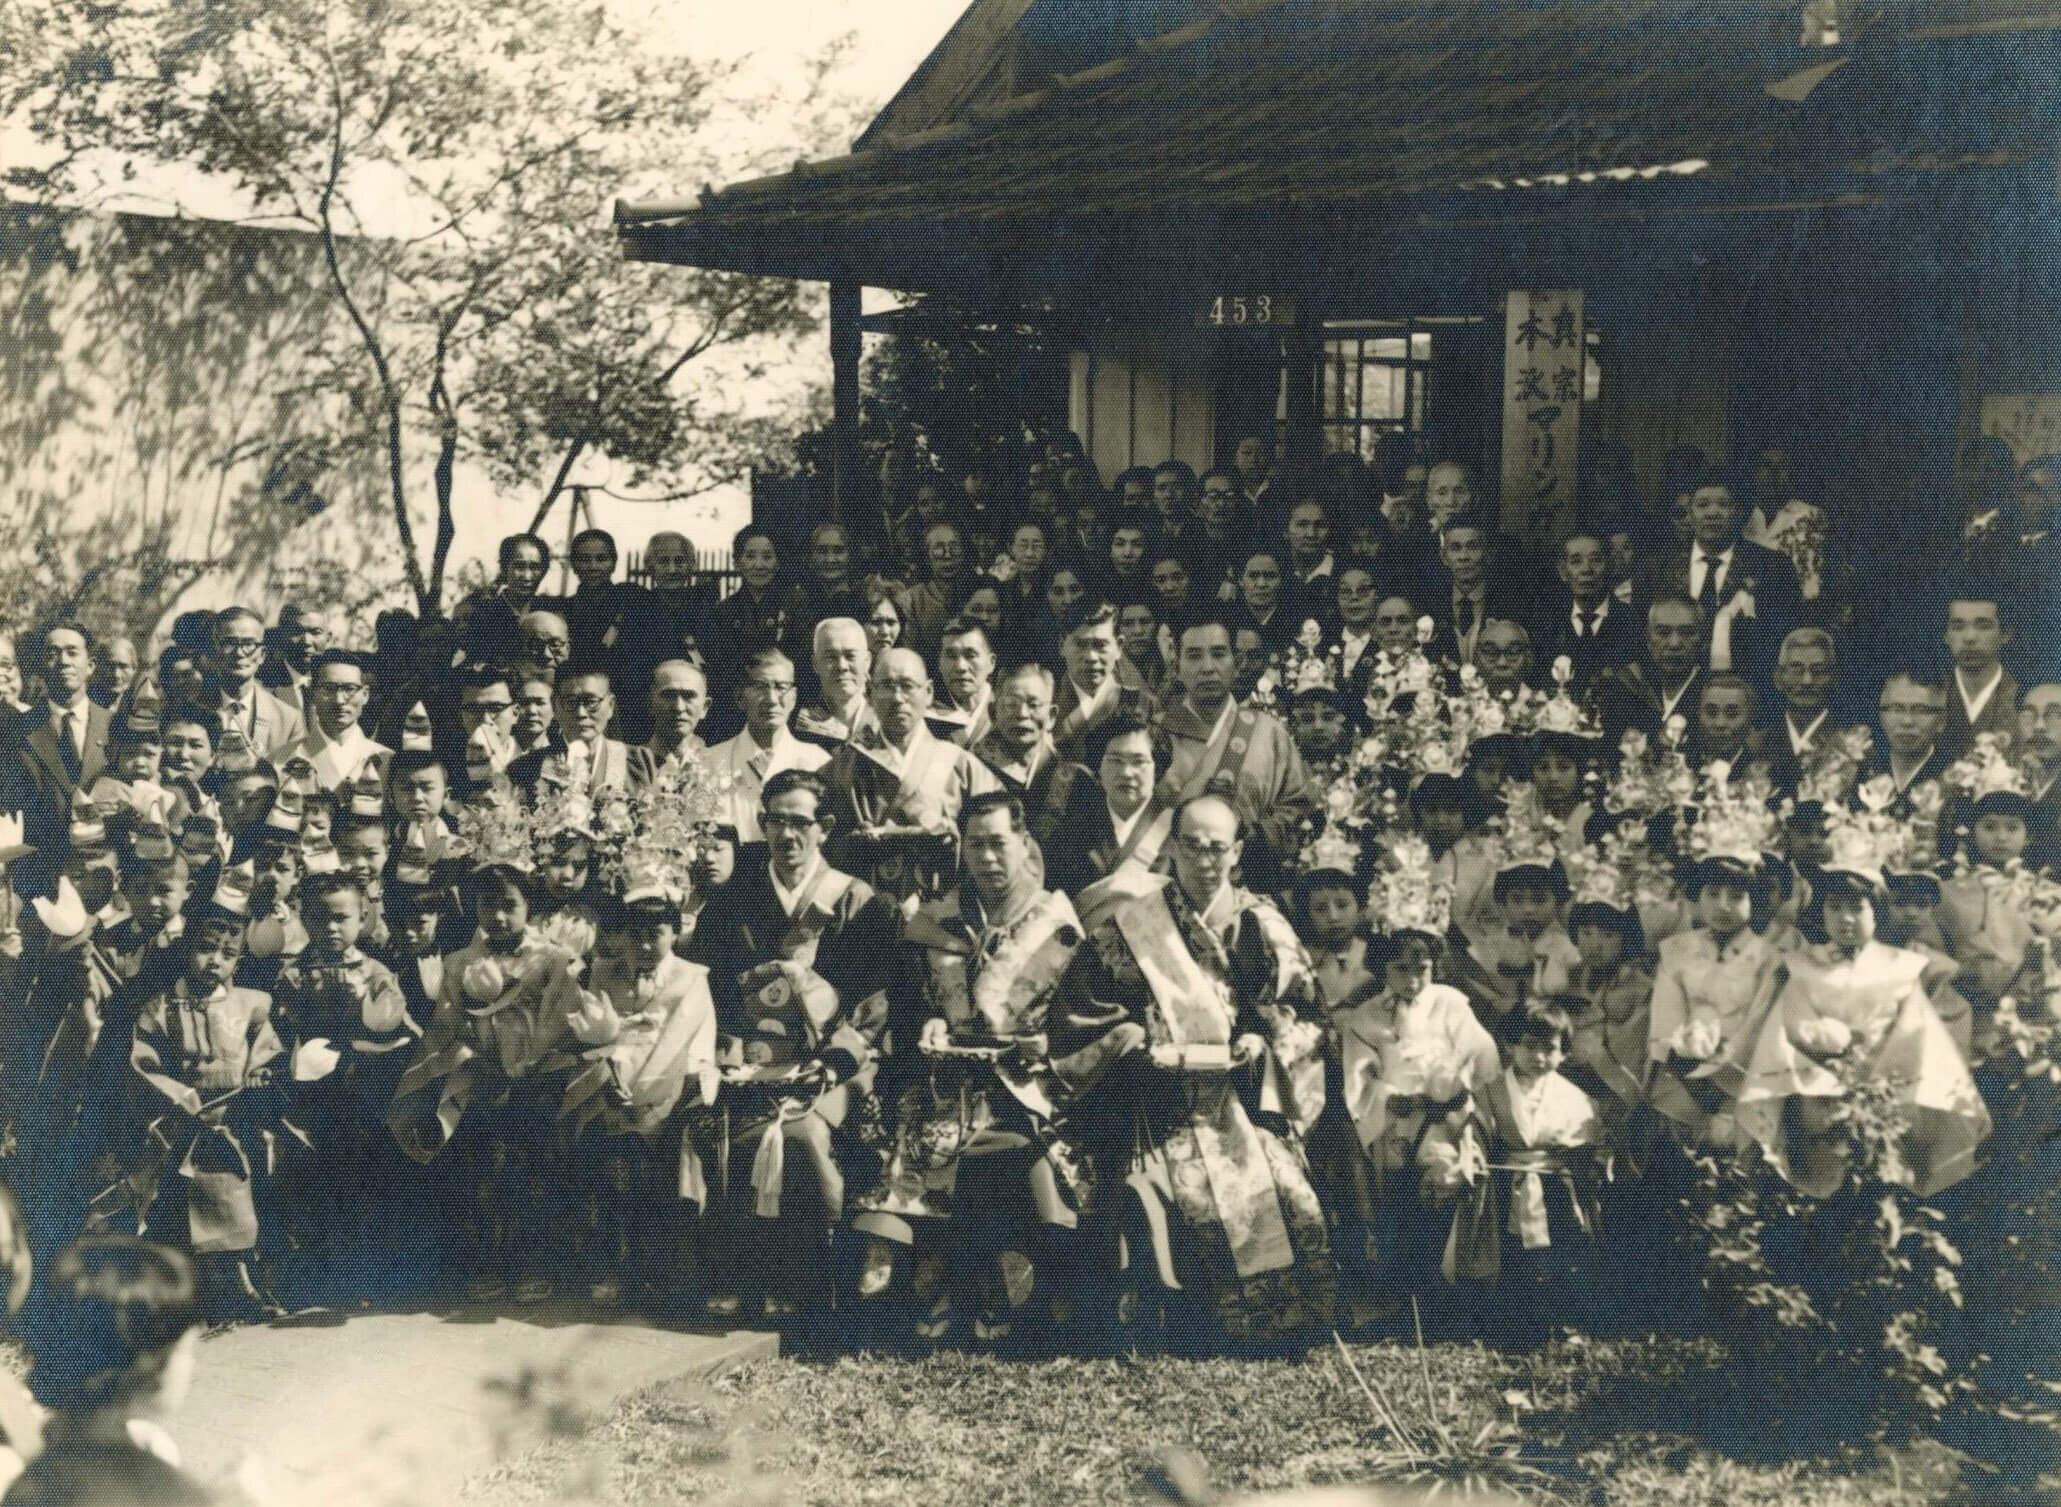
462;1331;1978;1506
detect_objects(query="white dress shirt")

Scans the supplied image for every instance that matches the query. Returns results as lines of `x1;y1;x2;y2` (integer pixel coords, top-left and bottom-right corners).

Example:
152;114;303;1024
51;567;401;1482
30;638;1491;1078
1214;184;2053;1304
713;727;829;842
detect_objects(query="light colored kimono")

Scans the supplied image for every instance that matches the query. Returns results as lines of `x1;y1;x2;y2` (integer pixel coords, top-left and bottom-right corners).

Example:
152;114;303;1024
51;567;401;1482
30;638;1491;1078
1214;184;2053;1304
1646;927;1784;1144
1156;698;1314;863
1936;867;2039;1014
562;953;718;1144
1333;982;1500;1182
387;930;585;1163
1734;940;1991;1196
827;724;999;908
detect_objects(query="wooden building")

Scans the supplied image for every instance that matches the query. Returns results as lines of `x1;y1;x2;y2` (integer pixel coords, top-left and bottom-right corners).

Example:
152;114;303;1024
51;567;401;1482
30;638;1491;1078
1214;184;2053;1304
618;0;2061;555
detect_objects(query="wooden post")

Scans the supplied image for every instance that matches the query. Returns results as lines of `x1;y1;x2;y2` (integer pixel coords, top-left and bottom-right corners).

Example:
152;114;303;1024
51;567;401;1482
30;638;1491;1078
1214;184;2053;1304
829;280;862;526
1281;317;1322;477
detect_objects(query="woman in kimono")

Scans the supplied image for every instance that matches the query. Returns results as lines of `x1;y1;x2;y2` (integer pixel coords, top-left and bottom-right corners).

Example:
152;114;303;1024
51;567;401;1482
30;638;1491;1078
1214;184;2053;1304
1734;865;1991;1198
1070;796;1337;1346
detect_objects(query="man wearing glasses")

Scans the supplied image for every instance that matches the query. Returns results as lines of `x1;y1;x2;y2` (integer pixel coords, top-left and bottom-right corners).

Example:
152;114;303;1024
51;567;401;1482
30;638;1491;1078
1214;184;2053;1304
683;766;900;1317
1866;671;1952;820
1066;793;1334;1342
709;648;828;844
280;649;388;791
209;606;304;761
825;647;997;908
508;664;633;800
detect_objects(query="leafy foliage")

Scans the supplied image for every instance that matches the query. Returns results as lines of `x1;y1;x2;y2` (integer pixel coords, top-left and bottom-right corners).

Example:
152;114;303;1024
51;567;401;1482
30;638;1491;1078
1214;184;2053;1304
4;0;853;614
794;297;1072;496
1681;1056;1978;1441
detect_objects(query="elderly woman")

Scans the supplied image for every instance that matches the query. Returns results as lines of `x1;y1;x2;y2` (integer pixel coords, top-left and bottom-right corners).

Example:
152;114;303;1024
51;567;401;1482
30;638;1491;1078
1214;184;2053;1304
1733;864;1990;1197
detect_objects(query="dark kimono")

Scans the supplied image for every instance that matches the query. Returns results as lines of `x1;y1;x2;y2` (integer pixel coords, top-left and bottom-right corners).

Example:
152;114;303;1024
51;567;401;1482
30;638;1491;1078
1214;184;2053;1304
686;862;899;1298
1071;871;1336;1340
124;981;291;1254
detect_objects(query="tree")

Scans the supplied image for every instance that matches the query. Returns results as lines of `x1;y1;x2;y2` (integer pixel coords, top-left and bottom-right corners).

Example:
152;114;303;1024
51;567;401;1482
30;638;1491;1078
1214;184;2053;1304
794;296;1072;495
3;0;853;615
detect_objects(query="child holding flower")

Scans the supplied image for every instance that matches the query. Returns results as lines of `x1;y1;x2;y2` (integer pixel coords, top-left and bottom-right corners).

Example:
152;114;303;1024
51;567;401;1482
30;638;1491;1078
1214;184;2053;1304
1734;866;1990;1197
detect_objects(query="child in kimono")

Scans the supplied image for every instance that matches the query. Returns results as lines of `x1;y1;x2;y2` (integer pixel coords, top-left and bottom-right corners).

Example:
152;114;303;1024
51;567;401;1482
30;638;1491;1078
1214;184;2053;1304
271;871;422;1302
1557;896;1654;1160
562;889;717;1304
233;835;307;995
531;830;602;963
1937;788;2050;1053
1646;854;1785;1151
1331;926;1500;1315
123;872;290;1315
1879;870;1975;1058
1452;856;1577;1023
1293;864;1379;1309
1735;868;1991;1198
1412;775;1499;955
1422;999;1603;1347
388;861;584;1302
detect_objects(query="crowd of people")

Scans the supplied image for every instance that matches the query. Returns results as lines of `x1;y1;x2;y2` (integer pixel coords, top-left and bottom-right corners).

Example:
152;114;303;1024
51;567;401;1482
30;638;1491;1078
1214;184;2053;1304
0;431;2056;1354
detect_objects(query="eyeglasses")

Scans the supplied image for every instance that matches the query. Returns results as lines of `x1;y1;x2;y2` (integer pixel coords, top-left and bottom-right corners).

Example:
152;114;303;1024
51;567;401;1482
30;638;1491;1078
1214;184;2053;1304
1880;702;1944;718
316;681;367;698
216;638;264;655
760;811;818;832
874;678;928;699
558;693;610;712
1178;836;1236;859
744;680;796;697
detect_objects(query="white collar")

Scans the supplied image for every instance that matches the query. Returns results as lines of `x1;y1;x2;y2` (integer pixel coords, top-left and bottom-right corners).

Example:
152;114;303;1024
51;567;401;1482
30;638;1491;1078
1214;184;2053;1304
1785;708;1829;746
1109;801;1145;847
738;726;793;761
1692;542;1735;566
1890;745;1937;788
1185;696;1238;745
47;694;88;719
1956;665;2005;720
1572;598;1608;625
1300;552;1334;581
1070;671;1118;717
770;856;824;916
1197;883;1238;934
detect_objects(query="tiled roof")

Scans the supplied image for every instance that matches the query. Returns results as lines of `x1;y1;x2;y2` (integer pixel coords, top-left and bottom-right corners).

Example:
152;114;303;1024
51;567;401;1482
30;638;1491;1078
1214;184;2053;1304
619;0;2059;289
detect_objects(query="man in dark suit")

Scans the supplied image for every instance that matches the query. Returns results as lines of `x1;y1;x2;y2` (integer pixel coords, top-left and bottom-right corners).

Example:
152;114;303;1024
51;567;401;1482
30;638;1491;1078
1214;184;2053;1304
1424;514;1530;670
1530;529;1638;696
1637;476;1800;684
3;623;112;870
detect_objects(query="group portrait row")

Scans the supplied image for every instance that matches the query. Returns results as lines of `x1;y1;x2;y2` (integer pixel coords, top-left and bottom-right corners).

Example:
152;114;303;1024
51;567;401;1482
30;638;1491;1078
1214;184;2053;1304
0;430;2057;1350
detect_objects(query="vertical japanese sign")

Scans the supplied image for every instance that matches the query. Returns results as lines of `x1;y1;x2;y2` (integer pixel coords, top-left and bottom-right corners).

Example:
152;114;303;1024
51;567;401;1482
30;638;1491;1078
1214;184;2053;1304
1499;290;1584;549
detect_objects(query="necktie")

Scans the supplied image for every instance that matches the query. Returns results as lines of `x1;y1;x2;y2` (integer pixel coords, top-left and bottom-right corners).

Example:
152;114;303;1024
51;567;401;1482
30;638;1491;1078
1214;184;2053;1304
1696;553;1722;618
57;709;81;780
1577;609;1595;639
748;748;772;782
1456;598;1476;636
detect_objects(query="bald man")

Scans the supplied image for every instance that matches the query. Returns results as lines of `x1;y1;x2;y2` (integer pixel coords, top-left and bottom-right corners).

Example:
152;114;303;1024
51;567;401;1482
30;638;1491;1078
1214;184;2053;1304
824;647;997;907
1064;792;1335;1340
